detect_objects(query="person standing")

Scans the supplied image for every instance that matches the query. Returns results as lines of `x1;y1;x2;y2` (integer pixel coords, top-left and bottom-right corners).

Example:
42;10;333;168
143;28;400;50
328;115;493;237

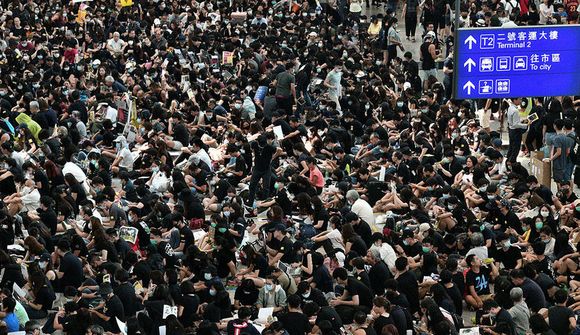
246;133;282;209
420;32;438;91
506;98;528;163
324;61;344;112
387;18;404;64
442;51;454;101
549;119;574;187
402;0;419;41
273;62;297;116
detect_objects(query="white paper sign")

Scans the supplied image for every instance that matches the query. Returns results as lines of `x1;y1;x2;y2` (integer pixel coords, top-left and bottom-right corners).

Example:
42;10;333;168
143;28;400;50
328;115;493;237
273;126;284;140
257;307;274;323
13;283;27;298
116;317;127;335
162;305;178;319
379;166;386;182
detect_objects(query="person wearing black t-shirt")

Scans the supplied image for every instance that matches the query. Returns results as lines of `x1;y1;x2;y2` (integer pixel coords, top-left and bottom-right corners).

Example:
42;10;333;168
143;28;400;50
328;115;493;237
394;257;420;315
510;269;546;313
223;144;247;186
303;302;344;333
331;267;373;324
247;133;282;207
483;300;517;335
371;296;395;335
465;254;499;310
113;269;140;317
165;114;190;151
90;283;125;333
55;240;84;292
495;233;523;270
234;279;259;309
226;307;261;335
215;237;237;279
279;295;312;335
297;281;328;308
548;289;576;335
267;224;294;266
366;249;391;296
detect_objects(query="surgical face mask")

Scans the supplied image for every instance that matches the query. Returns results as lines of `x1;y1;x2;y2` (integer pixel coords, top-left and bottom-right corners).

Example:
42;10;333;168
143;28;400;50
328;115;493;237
540;210;549;218
479;186;487;192
502;241;511;249
39;261;48;269
0;91;6;96
209;289;217;296
281;43;288;48
522;226;528;232
204;273;212;280
152;166;159;173
451;133;459;139
365;104;370;110
487;194;495;200
265;284;273;291
536;222;544;230
234;103;242;109
409;205;417;211
422;247;430;253
397;102;404;108
218;227;227;233
223;211;231;217
402;240;409;246
302;291;311;298
448;205;455;211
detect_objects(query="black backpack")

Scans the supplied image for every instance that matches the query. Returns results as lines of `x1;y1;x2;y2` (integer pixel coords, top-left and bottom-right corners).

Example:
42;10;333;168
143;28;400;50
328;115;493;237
568;133;580;165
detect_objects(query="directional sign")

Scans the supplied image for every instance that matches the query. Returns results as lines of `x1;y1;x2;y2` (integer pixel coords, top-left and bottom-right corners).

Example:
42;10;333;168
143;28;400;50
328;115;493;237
454;25;580;99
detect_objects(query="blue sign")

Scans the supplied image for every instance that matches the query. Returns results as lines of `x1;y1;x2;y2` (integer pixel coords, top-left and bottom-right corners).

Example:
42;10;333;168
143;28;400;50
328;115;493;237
454;25;580;99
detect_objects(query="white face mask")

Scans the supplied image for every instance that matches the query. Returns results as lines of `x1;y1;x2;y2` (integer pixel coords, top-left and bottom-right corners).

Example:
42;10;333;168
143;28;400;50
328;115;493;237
540;210;549;217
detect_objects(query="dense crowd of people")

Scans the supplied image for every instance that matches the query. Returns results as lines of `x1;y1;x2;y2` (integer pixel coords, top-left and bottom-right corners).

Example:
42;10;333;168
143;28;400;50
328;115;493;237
0;0;579;334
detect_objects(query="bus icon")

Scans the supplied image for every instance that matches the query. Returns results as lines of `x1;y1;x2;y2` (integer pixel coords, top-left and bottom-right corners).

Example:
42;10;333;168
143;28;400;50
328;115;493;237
497;57;510;71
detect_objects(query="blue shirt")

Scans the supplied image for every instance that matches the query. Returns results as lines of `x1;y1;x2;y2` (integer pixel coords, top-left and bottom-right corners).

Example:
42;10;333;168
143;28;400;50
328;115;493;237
3;312;19;332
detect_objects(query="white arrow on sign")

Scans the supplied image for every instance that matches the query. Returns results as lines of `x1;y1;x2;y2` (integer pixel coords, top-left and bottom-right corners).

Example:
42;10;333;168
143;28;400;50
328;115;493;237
463;58;476;72
464;35;477;50
463;81;475;95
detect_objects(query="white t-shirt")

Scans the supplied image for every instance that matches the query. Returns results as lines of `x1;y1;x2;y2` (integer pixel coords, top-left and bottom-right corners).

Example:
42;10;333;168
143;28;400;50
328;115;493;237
351;198;376;226
117;147;135;171
326;229;344;251
107;38;125;53
21;188;40;213
371;243;397;272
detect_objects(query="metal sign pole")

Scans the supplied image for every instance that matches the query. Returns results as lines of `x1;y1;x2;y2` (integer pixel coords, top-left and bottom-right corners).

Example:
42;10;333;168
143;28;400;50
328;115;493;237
452;0;460;100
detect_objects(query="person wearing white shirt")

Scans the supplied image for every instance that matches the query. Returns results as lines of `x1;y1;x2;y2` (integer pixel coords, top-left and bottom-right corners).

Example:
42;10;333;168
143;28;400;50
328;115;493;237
111;135;135;174
3;179;40;216
539;0;554;24
346;190;376;226
369;233;397;273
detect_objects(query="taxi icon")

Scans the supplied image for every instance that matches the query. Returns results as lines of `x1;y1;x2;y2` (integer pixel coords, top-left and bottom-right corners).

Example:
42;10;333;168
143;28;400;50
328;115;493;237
513;56;528;71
